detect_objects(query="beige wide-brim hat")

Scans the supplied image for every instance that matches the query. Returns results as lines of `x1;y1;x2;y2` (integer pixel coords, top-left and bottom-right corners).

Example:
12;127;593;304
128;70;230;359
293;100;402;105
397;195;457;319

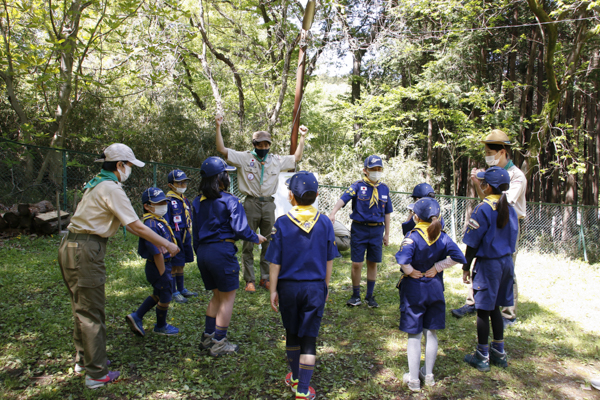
94;143;145;167
252;130;272;143
481;129;512;146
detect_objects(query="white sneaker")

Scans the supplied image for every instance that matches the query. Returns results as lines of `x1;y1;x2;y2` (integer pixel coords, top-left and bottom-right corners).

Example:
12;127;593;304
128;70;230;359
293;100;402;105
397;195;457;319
209;337;239;357
591;377;600;390
402;372;420;391
419;366;435;386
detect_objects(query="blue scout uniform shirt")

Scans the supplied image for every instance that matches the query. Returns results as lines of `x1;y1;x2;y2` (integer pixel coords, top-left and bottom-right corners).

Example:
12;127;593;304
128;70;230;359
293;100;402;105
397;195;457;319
340;179;393;223
166;191;192;236
191;191;258;249
463;195;518;259
402;217;446;236
138;215;175;280
265;206;339;281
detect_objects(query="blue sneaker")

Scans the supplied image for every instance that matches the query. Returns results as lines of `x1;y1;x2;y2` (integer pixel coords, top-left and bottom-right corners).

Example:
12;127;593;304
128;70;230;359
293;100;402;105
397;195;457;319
153;323;179;336
180;288;198;298
173;292;188;304
451;304;476;318
125;313;145;337
503;317;516;329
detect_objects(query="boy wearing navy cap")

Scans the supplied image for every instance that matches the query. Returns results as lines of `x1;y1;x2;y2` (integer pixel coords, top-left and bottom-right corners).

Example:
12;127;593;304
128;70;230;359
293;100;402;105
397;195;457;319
402;183;436;236
266;171;339;400
396;197;466;391
329;155;393;308
166;169;197;304
192;157;266;356
462;166;518;371
126;188;179;337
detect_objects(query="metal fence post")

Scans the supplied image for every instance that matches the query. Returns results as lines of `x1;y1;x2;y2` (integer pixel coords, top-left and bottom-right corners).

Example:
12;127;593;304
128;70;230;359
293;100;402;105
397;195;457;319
153;163;157;187
62;150;68;211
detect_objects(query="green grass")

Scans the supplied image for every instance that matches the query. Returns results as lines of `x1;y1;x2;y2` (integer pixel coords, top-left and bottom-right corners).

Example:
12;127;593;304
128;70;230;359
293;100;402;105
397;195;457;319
1;234;600;399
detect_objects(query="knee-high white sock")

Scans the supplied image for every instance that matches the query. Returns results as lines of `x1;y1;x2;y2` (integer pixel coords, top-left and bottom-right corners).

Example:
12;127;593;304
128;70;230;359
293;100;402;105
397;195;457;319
423;329;438;375
407;333;422;381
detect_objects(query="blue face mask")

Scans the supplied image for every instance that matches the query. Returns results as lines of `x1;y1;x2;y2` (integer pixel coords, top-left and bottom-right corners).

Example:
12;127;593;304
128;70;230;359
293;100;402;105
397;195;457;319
255;148;269;159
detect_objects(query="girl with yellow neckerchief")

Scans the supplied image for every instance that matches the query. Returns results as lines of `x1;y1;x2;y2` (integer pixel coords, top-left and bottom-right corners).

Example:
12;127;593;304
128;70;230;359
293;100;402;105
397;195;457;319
396;197;466;391
462;166;519;373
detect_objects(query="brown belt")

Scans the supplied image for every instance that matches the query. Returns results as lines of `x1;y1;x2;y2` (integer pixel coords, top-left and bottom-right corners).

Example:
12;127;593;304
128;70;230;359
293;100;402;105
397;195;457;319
246;196;274;202
67;231;108;243
353;221;384;226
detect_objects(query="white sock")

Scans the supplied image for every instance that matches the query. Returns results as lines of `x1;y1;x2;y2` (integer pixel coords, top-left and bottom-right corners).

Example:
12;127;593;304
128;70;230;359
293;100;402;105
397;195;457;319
423;329;438;375
407;333;422;381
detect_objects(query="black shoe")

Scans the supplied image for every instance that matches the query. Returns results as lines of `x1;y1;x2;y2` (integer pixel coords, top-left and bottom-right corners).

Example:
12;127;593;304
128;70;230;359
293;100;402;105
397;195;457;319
464;350;490;372
364;296;379;308
451;304;476;318
490;347;508;368
346;295;362;306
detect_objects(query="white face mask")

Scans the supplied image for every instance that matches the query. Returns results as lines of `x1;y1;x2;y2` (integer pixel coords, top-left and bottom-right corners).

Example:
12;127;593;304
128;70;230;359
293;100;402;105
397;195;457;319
485;154;500;166
175;187;187;194
152;205;168;217
368;171;383;181
119;163;132;182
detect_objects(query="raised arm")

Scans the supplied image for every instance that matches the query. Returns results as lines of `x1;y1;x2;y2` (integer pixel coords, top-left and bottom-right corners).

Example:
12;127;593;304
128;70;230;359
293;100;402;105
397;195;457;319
294;125;308;162
215;113;228;158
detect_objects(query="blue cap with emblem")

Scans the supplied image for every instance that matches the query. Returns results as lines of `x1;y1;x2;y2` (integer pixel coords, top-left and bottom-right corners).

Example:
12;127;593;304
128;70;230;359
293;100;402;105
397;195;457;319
285;171;319;197
168;169;191;183
364;155;383;169
142;187;167;204
201;156;236;177
411;182;435;198
411;197;441;221
476;166;510;189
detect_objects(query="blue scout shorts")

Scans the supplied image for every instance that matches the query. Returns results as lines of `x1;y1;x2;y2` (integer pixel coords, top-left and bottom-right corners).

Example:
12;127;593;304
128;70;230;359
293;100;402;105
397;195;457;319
473;254;514;311
399;275;445;334
172;230;194;266
196;242;240;292
278;280;327;338
145;260;173;303
350;223;384;263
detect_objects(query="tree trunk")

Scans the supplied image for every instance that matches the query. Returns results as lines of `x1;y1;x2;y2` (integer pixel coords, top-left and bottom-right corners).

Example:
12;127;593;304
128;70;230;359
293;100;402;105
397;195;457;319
427;118;433;179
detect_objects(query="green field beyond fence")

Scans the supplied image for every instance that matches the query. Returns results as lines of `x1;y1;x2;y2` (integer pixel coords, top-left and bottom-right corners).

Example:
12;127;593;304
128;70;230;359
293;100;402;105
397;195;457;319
2;138;599;261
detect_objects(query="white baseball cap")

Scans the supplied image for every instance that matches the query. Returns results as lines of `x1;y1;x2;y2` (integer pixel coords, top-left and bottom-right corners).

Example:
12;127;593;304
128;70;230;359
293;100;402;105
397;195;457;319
94;143;145;167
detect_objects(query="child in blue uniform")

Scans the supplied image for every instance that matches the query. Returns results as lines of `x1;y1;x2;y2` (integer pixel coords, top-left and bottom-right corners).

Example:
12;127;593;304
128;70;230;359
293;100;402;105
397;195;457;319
266;171;339;400
396;197;466;391
462;166;518;372
126;188;179;337
328;155;393;308
192;157;266;357
402;183;435;235
166;170;197;304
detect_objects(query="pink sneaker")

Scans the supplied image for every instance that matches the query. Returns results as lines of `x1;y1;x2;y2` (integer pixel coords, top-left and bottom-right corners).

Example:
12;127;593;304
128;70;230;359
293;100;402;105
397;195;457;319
85;371;120;389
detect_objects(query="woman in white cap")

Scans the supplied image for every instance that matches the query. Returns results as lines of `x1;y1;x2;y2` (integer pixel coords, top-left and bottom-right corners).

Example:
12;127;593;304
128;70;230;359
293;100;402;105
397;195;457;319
58;143;180;389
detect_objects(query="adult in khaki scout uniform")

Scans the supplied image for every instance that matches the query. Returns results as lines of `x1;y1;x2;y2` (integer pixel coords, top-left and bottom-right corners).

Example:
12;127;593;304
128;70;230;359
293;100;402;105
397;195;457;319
451;130;526;327
215;113;307;293
58;143;180;389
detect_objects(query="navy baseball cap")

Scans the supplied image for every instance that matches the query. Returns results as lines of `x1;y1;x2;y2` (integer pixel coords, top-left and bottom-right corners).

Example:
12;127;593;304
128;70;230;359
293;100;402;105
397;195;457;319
411;183;435;198
412;197;441;221
142;187;167;204
476;166;510;189
286;171;319;197
201;156;236;177
168;169;190;183
364;155;383;169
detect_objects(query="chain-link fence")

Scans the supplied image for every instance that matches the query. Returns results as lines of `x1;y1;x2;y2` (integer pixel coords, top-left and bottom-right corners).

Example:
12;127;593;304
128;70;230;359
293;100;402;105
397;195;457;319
2;139;599;261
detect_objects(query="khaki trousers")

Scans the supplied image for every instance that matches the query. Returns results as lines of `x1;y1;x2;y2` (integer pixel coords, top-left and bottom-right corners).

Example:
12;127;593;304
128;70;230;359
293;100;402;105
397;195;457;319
242;197;275;283
58;233;109;379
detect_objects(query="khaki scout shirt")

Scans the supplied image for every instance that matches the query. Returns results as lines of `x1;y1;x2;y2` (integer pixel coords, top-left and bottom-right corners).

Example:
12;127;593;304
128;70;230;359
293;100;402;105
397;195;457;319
506;164;527;219
226;149;296;197
68;180;139;237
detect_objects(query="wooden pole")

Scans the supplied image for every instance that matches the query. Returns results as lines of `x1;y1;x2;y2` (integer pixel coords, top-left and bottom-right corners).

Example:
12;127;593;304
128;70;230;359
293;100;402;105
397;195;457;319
56;191;61;232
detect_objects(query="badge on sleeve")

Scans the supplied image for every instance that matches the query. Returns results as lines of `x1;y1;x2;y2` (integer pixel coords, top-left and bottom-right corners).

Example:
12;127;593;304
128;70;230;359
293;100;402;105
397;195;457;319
468;218;480;229
360;186;367;194
250;159;255;167
399;237;413;251
171;200;178;207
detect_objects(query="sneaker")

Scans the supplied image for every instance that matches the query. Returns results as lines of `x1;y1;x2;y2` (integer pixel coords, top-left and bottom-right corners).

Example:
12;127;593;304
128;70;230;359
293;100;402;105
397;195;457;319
419;366;435;386
464;350;490;372
346;295;362;307
591;377;600;390
364;296;379;308
153;324;179;336
259;279;270;290
125;312;145;337
75;360;110;375
451;304;476;318
180;288;198;298
503;317;516;329
402;372;420;392
85;371;120;389
490;347;508;368
209;337;239;357
199;332;215;350
285;371;299;392
295;386;316;399
173;292;188;304
245;282;256;293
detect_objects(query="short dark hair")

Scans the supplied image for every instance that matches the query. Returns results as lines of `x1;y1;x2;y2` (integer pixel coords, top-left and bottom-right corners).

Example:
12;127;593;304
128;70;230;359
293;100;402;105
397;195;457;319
486;143;511;159
102;161;119;172
294;191;317;206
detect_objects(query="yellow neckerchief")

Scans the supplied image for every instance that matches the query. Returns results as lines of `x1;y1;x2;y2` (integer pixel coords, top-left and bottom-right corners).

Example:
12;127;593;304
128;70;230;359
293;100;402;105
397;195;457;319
167;190;192;240
286;205;320;233
142;213;177;244
413;221;441;246
483;194;502;211
362;177;380;209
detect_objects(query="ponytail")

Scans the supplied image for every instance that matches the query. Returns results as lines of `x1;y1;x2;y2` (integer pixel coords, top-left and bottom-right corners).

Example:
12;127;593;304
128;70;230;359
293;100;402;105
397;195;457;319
427;216;442;242
494;183;510;229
